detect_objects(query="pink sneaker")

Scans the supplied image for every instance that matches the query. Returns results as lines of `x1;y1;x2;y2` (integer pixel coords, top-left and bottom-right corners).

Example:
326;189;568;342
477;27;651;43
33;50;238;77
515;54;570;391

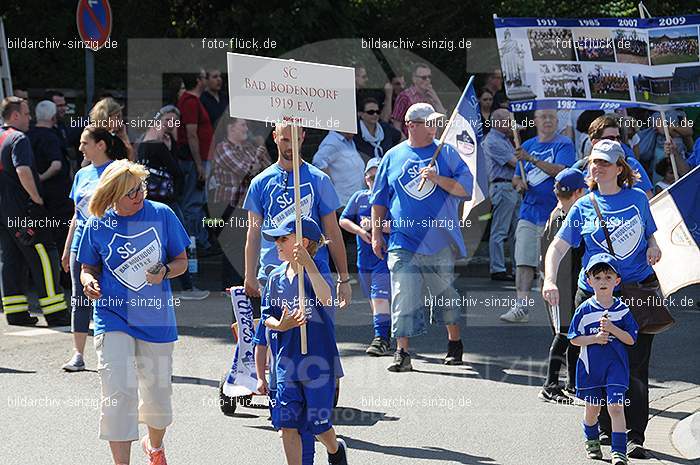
141;436;167;465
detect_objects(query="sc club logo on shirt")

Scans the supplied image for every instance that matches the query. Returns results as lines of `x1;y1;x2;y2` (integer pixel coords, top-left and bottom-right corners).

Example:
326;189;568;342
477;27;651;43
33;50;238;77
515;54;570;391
268;182;314;227
75;180;99;219
399;157;438;201
591;205;643;260
105;227;163;292
525;148;555;187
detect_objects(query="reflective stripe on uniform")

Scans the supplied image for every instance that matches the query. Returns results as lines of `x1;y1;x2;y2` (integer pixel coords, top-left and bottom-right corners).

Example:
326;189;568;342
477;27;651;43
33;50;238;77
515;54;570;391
4;303;30;314
42;299;68;314
33;243;58;299
39;294;66;306
2;295;28;305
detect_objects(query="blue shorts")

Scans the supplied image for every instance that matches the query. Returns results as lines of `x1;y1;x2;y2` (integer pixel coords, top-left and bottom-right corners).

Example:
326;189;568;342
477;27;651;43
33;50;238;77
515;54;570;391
577;385;627;406
274;375;335;435
358;266;391;300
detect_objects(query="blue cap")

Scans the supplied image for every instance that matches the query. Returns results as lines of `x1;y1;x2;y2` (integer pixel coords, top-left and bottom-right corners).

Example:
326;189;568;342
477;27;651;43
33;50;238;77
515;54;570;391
555;168;587;192
262;216;323;242
365;157;381;174
585;253;619;275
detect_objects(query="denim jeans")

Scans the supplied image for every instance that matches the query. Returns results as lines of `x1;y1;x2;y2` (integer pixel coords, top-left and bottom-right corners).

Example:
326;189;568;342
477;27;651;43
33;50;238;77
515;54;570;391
488;182;520;273
387;246;462;338
177;159;210;249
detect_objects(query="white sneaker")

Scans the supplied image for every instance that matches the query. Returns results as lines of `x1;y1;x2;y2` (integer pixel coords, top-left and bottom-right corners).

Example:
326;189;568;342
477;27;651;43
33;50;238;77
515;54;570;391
499;305;529;323
175;287;210;301
62;352;85;372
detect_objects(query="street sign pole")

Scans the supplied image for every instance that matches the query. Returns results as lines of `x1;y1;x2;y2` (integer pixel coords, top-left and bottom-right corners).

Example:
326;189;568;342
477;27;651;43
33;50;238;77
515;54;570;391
85;48;94;114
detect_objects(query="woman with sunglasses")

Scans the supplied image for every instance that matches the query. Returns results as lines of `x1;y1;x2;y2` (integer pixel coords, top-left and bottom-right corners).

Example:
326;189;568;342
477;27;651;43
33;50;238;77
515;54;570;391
354;97;402;163
61;126;127;372
78;160;190;465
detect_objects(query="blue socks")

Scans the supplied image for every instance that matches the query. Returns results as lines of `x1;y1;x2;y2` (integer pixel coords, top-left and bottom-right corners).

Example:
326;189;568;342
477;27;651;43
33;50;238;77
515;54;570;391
373;313;390;340
611;432;627;454
301;431;315;465
583;422;599;440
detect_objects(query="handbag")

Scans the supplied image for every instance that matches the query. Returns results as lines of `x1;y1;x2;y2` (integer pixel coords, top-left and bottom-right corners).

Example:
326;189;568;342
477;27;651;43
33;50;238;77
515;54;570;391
589;193;675;334
144;166;175;202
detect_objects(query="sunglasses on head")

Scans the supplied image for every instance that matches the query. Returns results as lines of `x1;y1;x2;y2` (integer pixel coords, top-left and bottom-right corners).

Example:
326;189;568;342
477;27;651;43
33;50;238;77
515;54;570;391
363;109;380;115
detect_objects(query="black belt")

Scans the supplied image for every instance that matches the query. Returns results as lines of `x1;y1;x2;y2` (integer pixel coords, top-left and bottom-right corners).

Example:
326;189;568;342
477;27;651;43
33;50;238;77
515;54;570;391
491;178;511;183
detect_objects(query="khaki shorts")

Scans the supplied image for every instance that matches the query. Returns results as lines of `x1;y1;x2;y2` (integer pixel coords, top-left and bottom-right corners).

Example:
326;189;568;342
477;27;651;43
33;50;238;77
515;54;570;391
514;219;544;268
94;331;174;441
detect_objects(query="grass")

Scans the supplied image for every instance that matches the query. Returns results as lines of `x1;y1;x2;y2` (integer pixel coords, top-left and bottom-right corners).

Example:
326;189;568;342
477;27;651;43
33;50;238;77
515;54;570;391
650;53;699;66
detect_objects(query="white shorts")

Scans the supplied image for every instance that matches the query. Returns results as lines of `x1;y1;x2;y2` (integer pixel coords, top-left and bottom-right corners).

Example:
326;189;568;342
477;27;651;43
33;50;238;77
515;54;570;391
94;331;174;441
514;219;544;268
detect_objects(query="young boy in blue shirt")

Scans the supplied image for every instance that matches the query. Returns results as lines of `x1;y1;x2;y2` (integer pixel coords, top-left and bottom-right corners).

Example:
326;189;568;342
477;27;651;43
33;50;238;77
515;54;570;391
257;216;347;465
569;253;639;465
340;158;391;356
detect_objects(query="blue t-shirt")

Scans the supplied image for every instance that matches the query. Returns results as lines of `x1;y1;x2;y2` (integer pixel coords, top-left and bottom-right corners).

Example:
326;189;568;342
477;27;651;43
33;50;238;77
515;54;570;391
77;200;190;342
261;258;342;383
688;137;700;168
369;140;473;257
557;187;657;292
515;135;575;225
243;162;340;280
568;297;638;390
340;189;390;271
69;161;112;252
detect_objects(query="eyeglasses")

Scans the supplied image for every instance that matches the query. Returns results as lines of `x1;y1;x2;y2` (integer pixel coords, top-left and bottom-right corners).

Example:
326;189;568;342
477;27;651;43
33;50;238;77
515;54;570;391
125;181;147;199
415;75;431;80
363;110;380;115
600;135;621;141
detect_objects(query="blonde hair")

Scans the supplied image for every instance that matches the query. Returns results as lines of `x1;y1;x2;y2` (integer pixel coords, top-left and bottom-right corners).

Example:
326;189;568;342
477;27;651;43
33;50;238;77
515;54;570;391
306;234;329;257
586;155;641;191
89;159;148;217
89;97;122;126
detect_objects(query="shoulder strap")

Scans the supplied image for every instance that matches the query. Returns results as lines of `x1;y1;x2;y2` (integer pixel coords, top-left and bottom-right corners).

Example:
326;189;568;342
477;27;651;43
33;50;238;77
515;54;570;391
589;192;615;257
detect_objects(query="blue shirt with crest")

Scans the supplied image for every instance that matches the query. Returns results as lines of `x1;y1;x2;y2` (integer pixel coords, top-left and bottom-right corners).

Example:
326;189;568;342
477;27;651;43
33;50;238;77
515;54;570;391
557;187;657;292
77;200;190;342
243;162;340;280
261;258;342;384
515;135;575;225
340;189;390;271
369;140;473;257
568;297;638;390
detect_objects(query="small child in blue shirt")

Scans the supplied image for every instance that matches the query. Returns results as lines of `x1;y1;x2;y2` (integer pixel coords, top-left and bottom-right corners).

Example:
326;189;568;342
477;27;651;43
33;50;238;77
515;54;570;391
339;158;392;356
568;253;639;465
257;216;347;465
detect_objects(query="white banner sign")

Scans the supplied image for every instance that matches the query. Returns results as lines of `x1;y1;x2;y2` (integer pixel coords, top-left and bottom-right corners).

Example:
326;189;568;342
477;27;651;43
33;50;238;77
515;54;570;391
227;52;357;133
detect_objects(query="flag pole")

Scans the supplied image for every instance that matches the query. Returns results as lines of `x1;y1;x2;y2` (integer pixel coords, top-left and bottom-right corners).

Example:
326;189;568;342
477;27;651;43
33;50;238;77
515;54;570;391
418;75;475;191
510;113;528;186
291;122;308;355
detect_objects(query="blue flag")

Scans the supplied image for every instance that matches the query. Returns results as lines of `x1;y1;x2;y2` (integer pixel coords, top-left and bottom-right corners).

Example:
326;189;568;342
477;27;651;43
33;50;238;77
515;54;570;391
650;166;700;296
442;76;489;217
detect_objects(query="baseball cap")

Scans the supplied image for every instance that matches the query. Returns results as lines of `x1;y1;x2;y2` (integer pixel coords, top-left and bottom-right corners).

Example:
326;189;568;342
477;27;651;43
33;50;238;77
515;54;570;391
554;168;587;192
365;157;381;174
404;103;445;123
262;216;323;242
585;253;619;275
589;139;625;164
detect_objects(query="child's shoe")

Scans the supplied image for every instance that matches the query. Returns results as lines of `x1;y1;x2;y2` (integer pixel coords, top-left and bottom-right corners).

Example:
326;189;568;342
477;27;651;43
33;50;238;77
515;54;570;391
611;451;628;465
585;438;603;460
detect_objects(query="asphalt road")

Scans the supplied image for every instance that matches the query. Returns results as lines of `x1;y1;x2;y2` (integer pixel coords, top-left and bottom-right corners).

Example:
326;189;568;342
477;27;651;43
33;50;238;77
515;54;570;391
1;278;698;465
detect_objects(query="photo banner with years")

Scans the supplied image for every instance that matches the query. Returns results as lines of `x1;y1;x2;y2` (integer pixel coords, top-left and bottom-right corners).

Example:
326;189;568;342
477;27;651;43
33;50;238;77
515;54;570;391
494;14;700;112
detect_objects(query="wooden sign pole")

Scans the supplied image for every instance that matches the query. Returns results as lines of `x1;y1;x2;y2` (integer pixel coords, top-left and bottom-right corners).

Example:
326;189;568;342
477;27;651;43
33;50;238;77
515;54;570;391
290;123;308;355
659;109;679;182
510;113;527;186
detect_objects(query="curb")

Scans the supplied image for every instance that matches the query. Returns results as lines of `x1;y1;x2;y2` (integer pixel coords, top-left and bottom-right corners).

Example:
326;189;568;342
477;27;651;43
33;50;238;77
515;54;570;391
644;386;700;465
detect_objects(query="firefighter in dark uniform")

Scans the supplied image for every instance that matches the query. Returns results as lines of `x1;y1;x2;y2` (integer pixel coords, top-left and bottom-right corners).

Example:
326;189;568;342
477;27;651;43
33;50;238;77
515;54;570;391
0;97;70;326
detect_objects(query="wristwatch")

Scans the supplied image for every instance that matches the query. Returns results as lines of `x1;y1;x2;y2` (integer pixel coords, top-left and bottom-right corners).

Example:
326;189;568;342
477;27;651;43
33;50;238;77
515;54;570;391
337;276;351;284
163;263;171;280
